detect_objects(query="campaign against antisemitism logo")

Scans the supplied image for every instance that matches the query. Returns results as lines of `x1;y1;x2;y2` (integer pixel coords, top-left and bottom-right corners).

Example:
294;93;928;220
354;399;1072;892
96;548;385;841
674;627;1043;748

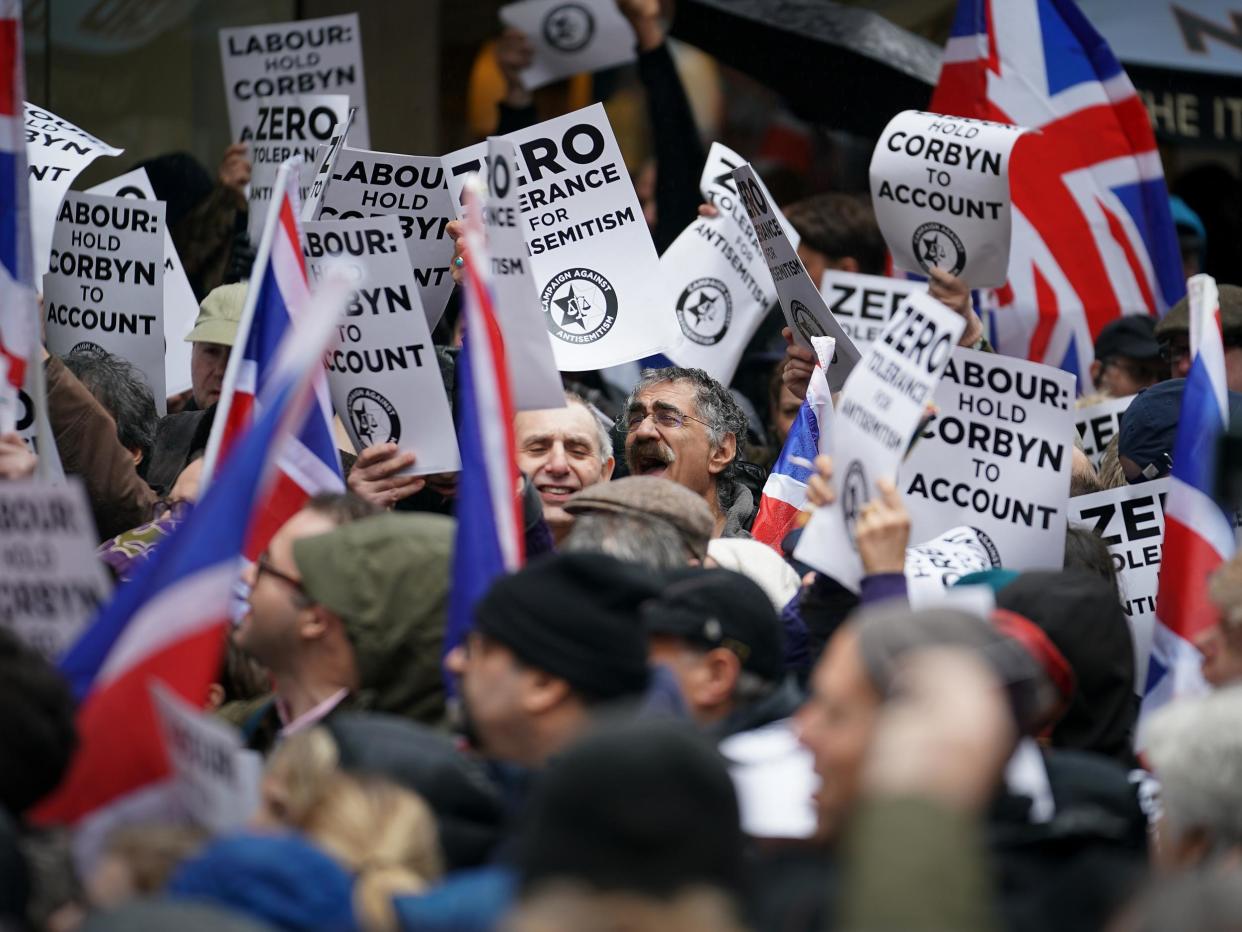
913;222;966;277
676;277;733;346
841;459;868;551
790;298;828;344
70;341;107;357
543;3;594;51
542;267;618;345
347;386;401;446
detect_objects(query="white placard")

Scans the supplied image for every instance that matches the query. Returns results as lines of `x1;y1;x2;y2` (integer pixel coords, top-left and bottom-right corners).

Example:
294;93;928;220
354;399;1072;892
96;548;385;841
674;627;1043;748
732;162;861;391
303;216;460;474
89;169;199;397
820;269;920;352
320;146;456;328
301;106;356;222
1069;479;1168;688
235;94;349;243
870;110;1028;288
445;104;673;371
219;13;370;149
24;103;123;279
499;0;637;91
0;479;110;660
901;348;1076;572
1075;394;1135;468
904;525;1005;607
795;293;966;590
662;143;783;384
43;192;167;412
479;137;565;411
151;682;263;833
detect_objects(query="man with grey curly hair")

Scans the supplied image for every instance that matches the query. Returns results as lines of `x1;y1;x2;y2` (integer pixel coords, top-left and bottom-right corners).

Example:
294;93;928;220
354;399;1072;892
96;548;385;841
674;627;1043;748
623;366;753;538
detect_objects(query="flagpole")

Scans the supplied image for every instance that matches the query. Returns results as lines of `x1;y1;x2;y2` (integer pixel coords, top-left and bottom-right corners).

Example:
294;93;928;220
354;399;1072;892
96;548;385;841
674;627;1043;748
199;157;301;490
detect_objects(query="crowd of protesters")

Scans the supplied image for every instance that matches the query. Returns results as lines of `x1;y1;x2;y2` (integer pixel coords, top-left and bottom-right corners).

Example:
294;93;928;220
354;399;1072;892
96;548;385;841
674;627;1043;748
3;2;1242;931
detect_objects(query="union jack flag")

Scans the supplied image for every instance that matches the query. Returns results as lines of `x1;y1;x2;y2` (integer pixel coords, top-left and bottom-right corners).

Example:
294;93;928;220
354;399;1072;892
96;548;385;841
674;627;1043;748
932;0;1185;388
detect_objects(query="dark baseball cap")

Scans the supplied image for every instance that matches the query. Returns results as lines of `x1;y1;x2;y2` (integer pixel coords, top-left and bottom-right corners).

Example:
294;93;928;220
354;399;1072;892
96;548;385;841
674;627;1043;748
642;568;784;682
1094;315;1160;362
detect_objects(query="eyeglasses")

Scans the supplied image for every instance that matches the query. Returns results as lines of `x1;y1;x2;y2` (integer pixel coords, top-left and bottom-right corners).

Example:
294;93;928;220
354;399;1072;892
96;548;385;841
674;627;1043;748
255;555;305;593
621;405;710;433
1159;340;1191;365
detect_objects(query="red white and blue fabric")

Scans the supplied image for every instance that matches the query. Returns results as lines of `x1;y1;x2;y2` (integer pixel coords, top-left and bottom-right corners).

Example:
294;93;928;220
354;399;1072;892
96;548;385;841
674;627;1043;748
446;187;524;665
1142;275;1233;723
203;160;343;559
931;0;1185;390
0;0;36;395
32;304;340;826
752;362;832;551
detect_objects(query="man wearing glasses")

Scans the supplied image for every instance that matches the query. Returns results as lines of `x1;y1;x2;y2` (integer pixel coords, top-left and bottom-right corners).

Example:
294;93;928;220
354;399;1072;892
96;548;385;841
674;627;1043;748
622;366;753;539
1156;285;1242;392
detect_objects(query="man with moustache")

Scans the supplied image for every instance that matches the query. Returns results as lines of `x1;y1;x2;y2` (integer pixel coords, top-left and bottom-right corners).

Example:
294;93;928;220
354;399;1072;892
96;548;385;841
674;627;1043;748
622;366;753;538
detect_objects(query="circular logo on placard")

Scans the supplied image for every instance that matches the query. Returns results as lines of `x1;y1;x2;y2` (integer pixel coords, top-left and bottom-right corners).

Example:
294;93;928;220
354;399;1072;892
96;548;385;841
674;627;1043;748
542;268;618;345
912;221;966;277
790;298;827;345
347;387;401;447
543;3;594;51
841;460;868;551
966;527;1003;569
676;277;732;346
69;340;107;357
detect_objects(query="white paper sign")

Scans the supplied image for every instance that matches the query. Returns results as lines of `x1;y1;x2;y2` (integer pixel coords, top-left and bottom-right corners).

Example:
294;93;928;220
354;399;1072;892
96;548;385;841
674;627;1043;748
795;293;966;590
662;144;784;383
733;162;861;391
0;479;110;660
1069;479;1168;687
89;169;199;397
320;146;456;327
303;216;460;474
820;269;920;352
445;104;674;370
151;683;263;833
301;106;356;222
24;103;123;279
478;137;565;411
1075;394;1135;468
870;110;1028;288
236;94;349;243
904;525;1005;607
499;0;637;91
901;348;1076;572
219;13;370;149
43;192;167;412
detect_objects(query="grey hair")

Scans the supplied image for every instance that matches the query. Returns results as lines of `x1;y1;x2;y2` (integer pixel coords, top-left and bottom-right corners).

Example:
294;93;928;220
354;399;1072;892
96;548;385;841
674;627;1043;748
627;367;747;471
61;348;158;462
564;390;614;464
1145;685;1242;853
561;512;692;571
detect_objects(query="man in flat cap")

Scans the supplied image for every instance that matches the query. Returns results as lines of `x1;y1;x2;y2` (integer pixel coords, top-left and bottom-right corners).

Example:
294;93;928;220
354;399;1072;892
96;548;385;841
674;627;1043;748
1156;284;1242;391
235;499;451;753
444;552;658;769
560;475;713;570
622;366;755;538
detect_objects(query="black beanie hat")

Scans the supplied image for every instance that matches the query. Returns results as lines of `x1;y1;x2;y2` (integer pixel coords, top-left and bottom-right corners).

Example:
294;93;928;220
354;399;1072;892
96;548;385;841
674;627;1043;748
515;720;744;897
474;553;656;702
0;628;76;815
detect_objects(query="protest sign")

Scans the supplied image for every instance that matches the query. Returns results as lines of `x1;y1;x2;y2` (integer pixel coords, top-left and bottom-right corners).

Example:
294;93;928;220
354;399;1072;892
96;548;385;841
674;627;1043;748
301;106;356;222
820;269;920;352
151;683;263;833
43;192;167;412
795;293;965;590
476;138;565;411
733;162;861;391
302;216;460;474
870;110;1028;288
902;348;1075;572
24;103;123;279
1069;479;1169;687
0;479;110;660
89;169;199;397
446;104;674;370
904;525;1004;607
499;0;637;90
219;13;370;148
662;144;786;383
320;146;456;328
1075;394;1134;468
235;94;349;243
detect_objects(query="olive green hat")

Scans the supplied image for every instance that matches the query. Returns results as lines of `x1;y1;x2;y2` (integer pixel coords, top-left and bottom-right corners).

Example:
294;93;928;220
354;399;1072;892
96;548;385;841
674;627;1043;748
185;282;247;346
